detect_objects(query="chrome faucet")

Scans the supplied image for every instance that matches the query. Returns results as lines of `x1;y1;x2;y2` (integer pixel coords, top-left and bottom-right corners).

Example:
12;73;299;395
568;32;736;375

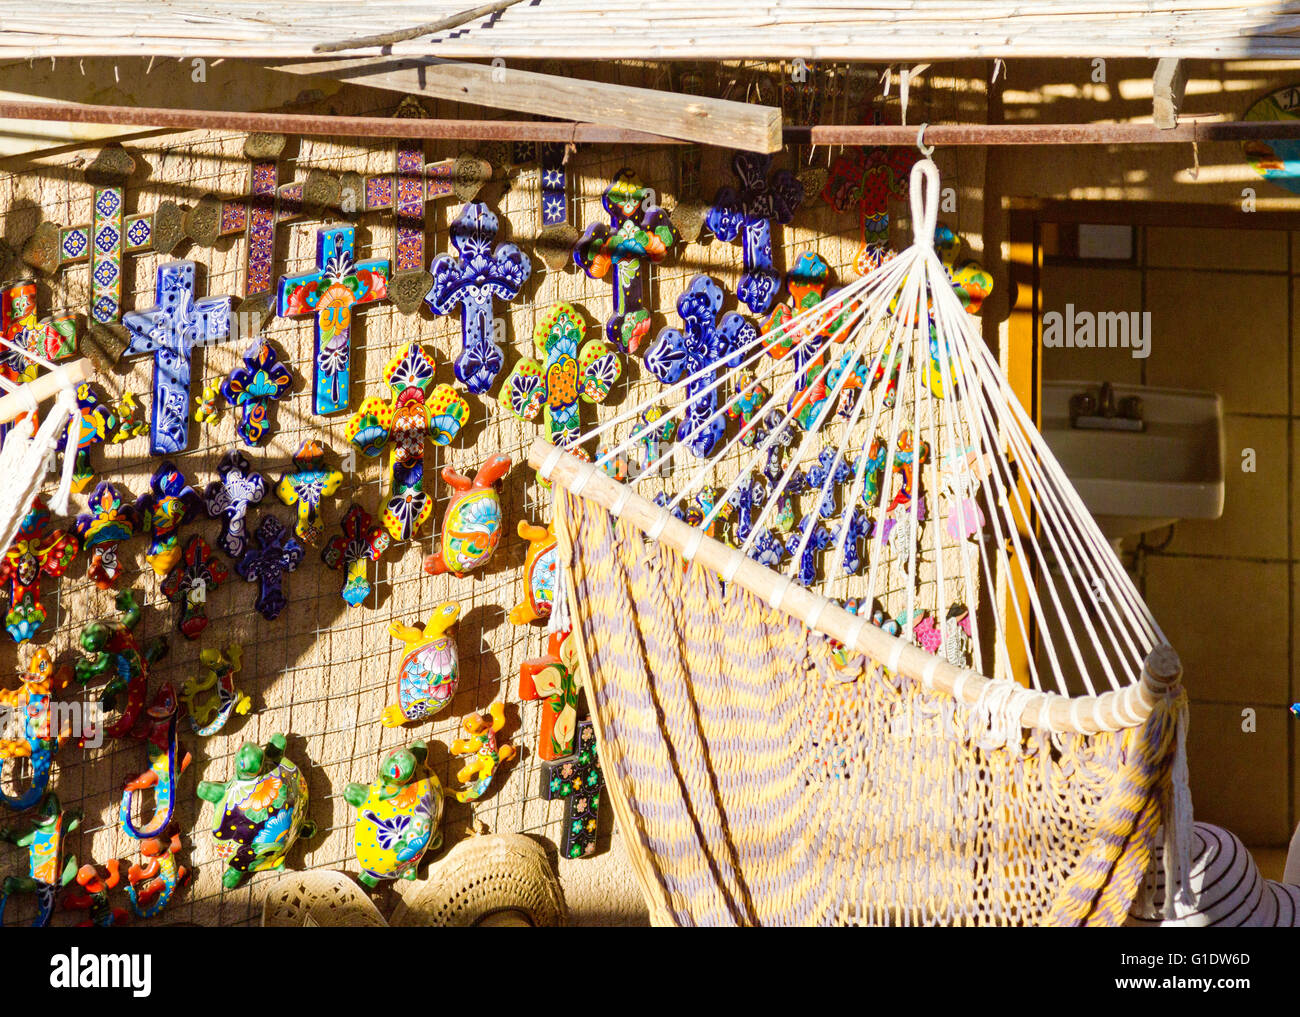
1069;382;1144;431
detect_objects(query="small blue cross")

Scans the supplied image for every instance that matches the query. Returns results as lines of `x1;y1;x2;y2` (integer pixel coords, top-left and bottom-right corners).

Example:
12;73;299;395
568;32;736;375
123;260;233;456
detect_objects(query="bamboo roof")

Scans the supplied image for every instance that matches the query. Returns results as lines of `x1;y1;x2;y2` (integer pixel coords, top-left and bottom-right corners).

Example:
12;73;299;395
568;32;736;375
4;1;1300;61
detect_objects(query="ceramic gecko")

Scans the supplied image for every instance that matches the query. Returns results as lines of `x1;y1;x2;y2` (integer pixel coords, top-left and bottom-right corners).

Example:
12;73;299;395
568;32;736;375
422;454;512;578
120;683;192;840
0;793;79;927
73;590;168;740
343;741;443;888
384;601;460;727
509;520;557;625
197;733;316;889
450;703;515;803
180;645;249;736
0;648;73;811
194;379;221;426
126;824;190;919
63;860;128;927
109;391;149;444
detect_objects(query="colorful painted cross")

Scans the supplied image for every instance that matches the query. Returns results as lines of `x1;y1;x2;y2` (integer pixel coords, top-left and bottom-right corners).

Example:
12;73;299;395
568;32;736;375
573;169;678;353
821;134;918;276
759;251;844;429
519;630;581;760
345;343;470;542
275;440;343;545
0;281;77;383
183;134;335;325
236;515;304;622
57;382;115;493
540;719;602;860
644;274;757;459
278;224;390;416
123;260;234;455
160;535;228;640
498;301;621;455
136;461;200;577
20;146;186;331
348;101;491;312
203;450;266;560
784;516;834;587
75;481;139;590
221;337;294;446
706;152;804;315
425;202;532;394
321;504;390;608
0;498;79;644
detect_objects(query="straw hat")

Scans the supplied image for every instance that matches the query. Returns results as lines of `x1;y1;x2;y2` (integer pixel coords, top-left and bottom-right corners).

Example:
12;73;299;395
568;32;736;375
390;833;566;927
261;869;388;928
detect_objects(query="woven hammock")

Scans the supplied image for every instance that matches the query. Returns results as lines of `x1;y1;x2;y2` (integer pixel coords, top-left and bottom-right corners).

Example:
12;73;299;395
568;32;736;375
529;156;1290;927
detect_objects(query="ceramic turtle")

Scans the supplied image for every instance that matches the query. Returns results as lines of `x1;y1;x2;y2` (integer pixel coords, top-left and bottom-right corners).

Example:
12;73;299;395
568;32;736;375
423;454;512;577
343;741;443;887
196;733;316;888
383;601;460;727
508;520;558;625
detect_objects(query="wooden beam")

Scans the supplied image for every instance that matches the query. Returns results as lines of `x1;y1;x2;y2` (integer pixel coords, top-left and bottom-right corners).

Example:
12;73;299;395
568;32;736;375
1153;58;1187;130
270;57;784;154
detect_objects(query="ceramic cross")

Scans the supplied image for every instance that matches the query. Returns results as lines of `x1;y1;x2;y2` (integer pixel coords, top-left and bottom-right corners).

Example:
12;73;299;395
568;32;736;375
0;281;77;384
541;719;602;859
644;275;757;459
348;101;491;312
75;481;139;590
785;516;833;587
0;498;79;644
706;152;804;315
20;146;186;333
137;461;200;577
221;338;293;446
519;630;581;760
182;133;336;326
425;201;532;394
58;383;116;494
160;535;228;640
537;142;569;228
123;260;234;455
345;343;470;542
803;447;854;519
204;450;267;560
275;440;343;545
498;301;621;454
279;224;390;416
573;169;678;353
822;137;918;276
236;515;304;622
321;504;390;607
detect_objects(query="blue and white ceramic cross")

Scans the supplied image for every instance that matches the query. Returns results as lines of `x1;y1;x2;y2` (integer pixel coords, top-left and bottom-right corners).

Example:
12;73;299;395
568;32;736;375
123;260;233;455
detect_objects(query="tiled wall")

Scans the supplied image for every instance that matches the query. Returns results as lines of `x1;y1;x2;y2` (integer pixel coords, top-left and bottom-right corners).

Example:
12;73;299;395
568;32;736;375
1041;225;1294;847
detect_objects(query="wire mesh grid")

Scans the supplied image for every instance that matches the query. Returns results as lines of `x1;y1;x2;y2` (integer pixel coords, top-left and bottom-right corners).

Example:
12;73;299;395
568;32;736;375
0;59;982;925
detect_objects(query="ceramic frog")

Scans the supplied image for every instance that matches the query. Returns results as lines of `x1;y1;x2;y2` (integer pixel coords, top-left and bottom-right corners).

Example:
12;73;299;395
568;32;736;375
383;601;461;728
196;734;316;889
343;741;443;888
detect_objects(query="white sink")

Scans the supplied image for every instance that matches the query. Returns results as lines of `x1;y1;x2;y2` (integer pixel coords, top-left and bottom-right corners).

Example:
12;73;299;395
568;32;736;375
1041;381;1224;541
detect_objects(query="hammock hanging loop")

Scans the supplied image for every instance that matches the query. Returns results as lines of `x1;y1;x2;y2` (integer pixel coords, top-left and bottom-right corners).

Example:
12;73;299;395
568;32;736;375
908;155;941;249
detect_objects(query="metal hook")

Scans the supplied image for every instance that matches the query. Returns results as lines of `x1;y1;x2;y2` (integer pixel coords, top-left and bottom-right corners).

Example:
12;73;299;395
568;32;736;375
917;122;935;158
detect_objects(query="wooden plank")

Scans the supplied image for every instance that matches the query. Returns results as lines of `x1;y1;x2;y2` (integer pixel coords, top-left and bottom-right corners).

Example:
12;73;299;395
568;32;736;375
270;57;784;154
1153;58;1187;129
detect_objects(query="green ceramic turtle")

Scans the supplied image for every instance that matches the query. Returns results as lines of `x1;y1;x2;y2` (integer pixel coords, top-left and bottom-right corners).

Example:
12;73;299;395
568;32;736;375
343;741;443;888
196;733;316;889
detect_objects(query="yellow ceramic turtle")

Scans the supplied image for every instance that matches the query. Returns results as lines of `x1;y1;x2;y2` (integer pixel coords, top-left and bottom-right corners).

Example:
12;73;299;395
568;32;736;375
344;741;443;888
383;601;461;727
